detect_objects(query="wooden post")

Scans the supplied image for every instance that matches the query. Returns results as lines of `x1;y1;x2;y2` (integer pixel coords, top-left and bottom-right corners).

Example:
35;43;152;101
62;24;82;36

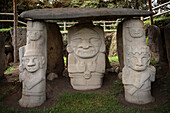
148;0;153;25
13;0;18;63
103;22;106;30
64;22;66;31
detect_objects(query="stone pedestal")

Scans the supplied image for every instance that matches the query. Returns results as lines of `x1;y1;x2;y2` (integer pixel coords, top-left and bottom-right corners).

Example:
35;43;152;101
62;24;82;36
122;19;156;104
67;23;105;90
19;21;47;108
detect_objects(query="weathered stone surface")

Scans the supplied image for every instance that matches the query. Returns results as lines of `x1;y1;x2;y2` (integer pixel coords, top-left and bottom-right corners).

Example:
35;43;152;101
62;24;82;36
116;21;124;71
47;73;58;81
46;23;64;75
20;8;153;20
10;28;27;61
67;22;105;90
164;25;170;69
0;32;5;78
122;19;156;104
19;21;47;108
148;25;161;62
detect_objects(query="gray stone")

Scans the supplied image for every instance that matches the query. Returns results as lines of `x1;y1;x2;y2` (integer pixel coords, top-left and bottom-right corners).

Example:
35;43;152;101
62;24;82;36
67;22;105;90
122;19;156;104
45;23;64;75
118;72;122;80
20;8;153;20
148;25;161;62
116;21;124;71
164;26;170;69
19;21;47;108
47;73;58;81
10;28;27;61
0;32;5;78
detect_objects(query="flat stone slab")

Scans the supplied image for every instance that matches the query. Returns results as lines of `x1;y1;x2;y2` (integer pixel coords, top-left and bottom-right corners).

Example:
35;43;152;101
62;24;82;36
20;8;153;20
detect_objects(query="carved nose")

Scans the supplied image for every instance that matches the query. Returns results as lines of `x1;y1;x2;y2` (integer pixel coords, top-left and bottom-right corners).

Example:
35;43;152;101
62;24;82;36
27;59;35;67
80;40;92;49
136;59;143;66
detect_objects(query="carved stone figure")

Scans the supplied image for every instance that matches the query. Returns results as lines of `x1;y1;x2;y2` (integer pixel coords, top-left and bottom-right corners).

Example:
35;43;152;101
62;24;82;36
19;21;47;108
122;19;156;104
122;46;155;104
67;23;105;90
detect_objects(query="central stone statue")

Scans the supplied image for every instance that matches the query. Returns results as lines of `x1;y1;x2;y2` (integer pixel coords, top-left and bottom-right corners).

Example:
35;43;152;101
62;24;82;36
67;23;106;90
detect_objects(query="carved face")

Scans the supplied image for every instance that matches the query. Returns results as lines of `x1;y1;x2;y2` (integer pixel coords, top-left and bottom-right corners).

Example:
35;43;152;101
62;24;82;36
128;52;150;71
22;56;45;72
27;31;42;41
70;28;102;58
128;27;144;38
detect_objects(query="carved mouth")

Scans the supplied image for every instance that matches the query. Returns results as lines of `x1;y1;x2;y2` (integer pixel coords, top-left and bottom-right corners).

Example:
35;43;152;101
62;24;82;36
26;66;39;72
76;49;97;58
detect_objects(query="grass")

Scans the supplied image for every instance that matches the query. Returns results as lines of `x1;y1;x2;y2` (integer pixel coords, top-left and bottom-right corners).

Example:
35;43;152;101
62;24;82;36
4;66;16;75
0;103;18;113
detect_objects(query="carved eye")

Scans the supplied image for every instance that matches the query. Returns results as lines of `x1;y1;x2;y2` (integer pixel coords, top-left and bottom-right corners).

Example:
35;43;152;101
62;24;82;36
71;38;82;43
142;57;148;64
130;57;137;63
90;38;100;43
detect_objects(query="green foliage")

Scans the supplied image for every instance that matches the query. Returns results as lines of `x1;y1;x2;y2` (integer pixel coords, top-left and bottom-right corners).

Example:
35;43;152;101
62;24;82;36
4;66;16;75
0;28;11;32
63;57;67;64
109;56;119;63
144;16;170;25
0;26;26;31
146;36;148;45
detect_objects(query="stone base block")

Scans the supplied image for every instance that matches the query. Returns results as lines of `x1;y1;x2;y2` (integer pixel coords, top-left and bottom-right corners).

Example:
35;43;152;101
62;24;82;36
19;94;46;108
124;89;154;104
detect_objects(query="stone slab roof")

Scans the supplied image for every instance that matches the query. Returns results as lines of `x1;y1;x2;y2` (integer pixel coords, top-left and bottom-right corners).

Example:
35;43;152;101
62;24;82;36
20;8;153;20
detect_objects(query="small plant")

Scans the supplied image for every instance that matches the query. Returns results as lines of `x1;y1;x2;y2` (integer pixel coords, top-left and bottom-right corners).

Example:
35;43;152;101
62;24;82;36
63;57;67;64
108;56;119;63
4;66;16;75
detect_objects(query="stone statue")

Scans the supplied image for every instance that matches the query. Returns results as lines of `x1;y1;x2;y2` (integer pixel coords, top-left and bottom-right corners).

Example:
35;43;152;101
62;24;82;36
122;46;155;104
122;19;156;104
67;23;105;90
19;21;47;108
